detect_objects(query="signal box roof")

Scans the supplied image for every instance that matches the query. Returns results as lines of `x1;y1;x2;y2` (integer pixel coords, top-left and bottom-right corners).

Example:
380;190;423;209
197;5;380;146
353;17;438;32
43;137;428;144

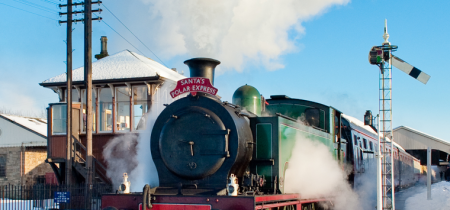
40;50;185;87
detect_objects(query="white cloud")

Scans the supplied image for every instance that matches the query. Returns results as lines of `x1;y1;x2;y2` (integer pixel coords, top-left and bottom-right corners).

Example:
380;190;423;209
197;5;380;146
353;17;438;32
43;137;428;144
141;0;349;71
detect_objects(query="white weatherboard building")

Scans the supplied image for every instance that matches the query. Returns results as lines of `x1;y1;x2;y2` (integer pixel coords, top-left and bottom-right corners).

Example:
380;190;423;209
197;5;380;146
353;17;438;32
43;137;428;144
0;114;53;185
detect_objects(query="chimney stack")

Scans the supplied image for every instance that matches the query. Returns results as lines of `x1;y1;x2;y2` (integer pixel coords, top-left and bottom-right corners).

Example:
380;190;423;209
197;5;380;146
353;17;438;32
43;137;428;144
183;58;220;85
95;36;109;60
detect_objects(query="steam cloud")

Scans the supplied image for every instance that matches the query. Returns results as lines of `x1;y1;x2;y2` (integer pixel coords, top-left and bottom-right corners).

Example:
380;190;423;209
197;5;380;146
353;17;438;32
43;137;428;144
140;0;349;71
103;81;184;191
284;134;361;210
103;133;139;188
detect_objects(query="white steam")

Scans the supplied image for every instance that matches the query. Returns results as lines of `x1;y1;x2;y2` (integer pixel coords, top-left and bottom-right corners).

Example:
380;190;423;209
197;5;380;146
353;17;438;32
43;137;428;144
103;81;184;192
103;133;139;188
141;0;349;71
284;134;362;210
354;162;378;210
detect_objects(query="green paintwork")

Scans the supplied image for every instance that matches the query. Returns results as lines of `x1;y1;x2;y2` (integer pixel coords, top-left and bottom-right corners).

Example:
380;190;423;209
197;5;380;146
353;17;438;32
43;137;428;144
256;123;273;184
256;124;272;159
265;104;326;130
251;116;335;194
232;85;261;116
277;117;334;193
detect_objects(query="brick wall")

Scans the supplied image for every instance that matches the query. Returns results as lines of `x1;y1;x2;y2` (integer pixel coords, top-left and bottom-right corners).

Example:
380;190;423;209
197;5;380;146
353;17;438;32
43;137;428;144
0;146;53;186
0;147;21;185
23;147;53;186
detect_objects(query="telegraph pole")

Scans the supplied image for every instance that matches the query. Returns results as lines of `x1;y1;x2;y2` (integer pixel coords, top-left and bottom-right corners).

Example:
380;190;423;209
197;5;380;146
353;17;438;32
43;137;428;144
82;1;102;208
85;0;93;189
65;0;72;186
59;0;81;186
60;0;101;199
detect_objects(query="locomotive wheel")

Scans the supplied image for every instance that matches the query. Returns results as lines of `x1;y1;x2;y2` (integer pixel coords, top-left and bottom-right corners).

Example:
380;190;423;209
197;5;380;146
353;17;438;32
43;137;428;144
283;205;295;210
303;203;315;210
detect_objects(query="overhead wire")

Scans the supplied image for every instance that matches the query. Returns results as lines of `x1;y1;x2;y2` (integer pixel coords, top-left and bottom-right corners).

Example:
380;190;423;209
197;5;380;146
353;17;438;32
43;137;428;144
47;0;164;68
102;4;168;67
13;0;59;14
6;0;161;68
39;0;59;5
0;3;57;21
93;13;148;57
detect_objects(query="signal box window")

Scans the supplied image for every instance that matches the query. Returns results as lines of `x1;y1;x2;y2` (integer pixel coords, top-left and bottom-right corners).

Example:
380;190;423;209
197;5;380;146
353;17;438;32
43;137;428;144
363;138;367;149
52;104;67;134
81;89;96;133
133;86;148;130
116;87;131;131
0;155;6;177
99;87;113;132
65;88;79;102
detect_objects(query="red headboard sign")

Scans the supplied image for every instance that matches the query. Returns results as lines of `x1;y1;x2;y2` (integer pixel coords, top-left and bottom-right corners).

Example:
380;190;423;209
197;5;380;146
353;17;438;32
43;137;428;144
170;77;218;98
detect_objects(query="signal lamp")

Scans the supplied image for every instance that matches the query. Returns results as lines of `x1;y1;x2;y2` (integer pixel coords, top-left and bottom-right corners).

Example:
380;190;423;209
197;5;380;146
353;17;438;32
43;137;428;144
383;50;390;61
369;46;383;65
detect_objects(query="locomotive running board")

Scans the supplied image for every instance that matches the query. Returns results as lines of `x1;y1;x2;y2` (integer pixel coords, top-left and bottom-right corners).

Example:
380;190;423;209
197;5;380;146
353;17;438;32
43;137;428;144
139;203;211;210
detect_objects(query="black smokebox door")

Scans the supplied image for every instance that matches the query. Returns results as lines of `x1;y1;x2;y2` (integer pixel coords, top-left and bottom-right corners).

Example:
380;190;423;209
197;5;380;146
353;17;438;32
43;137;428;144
159;106;227;180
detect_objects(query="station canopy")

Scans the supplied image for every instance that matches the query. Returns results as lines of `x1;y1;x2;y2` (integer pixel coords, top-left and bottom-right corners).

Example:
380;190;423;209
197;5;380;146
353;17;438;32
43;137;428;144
393;126;450;165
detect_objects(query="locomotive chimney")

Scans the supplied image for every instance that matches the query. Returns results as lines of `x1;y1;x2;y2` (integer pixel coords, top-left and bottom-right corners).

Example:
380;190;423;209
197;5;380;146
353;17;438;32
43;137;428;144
184;58;221;85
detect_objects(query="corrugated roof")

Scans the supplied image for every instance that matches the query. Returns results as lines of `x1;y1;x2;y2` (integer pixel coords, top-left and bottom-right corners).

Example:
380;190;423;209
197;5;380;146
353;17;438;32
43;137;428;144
394;126;450;146
41;50;185;84
0;114;47;137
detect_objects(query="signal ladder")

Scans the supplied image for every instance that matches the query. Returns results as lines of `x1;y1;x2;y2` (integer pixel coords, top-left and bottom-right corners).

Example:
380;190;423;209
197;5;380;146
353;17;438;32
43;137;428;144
379;44;395;210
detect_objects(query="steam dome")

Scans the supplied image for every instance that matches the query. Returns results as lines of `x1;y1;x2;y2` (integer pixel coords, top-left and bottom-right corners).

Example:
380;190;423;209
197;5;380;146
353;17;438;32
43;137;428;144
232;85;261;116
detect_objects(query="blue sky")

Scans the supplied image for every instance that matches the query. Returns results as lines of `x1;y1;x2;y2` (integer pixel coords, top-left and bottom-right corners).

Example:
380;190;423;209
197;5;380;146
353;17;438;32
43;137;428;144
0;0;448;141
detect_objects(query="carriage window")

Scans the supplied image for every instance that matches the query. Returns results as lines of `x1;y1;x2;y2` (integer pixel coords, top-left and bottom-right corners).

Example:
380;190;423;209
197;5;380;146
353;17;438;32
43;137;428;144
354;135;358;145
369;141;373;151
334;114;339;135
133;86;148;130
99;87;113;132
116;87;131;131
363;138;367;149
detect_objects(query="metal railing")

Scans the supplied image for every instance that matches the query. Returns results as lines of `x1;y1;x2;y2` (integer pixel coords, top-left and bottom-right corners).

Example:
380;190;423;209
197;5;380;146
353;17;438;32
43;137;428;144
0;183;113;210
72;135;109;184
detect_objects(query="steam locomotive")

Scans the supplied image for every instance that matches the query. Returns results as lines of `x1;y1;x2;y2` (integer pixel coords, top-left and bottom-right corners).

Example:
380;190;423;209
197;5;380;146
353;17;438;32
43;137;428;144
102;58;420;210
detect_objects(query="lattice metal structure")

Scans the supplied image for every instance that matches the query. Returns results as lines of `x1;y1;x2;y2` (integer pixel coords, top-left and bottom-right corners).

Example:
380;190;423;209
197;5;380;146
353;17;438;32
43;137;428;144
372;20;430;210
379;44;395;210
